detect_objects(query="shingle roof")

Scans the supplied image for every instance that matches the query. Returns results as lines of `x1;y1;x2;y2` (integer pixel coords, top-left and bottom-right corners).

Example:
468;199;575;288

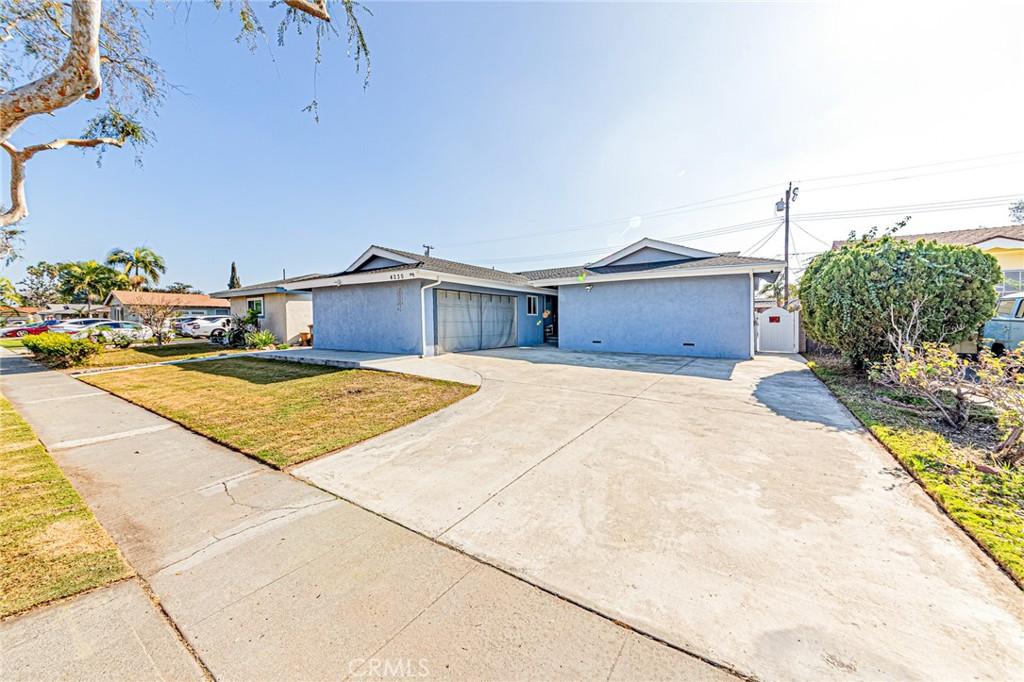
107;291;230;307
518;254;784;281
212;274;323;297
831;224;1024;250
353;246;532;286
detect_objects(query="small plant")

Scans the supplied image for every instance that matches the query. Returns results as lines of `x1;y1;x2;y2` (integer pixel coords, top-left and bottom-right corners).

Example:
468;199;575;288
276;343;290;350
244;330;277;349
109;332;134;349
974;345;1024;466
22;332;102;368
870;342;979;430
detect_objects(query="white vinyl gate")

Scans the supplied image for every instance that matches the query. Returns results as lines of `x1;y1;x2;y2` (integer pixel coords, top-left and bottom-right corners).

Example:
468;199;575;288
436;290;517;353
756;305;799;353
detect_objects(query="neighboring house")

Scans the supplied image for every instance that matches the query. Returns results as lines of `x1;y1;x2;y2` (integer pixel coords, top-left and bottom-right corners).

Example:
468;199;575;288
210;277;317;345
0;306;41;324
38;303;110;319
832;224;1024;293
104;291;231;322
293;238;783;359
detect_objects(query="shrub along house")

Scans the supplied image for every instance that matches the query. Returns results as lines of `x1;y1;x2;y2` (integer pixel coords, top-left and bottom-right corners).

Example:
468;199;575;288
832;223;1024;294
211;277;316;345
293;239;783;359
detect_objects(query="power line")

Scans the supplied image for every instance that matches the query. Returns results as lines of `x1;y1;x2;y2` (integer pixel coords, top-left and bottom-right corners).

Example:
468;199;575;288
475;192;1020;267
439;151;1024;253
798;150;1024;184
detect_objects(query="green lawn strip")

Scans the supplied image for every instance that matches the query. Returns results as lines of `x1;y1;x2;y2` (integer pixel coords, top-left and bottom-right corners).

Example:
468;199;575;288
809;360;1024;587
0;396;131;617
80;342;246;368
81;357;478;468
0;338;24;348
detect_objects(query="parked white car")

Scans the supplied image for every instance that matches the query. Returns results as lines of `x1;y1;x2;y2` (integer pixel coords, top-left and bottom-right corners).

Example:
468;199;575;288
49;318;113;334
181;316;231;339
60;320;154;342
173;316;205;335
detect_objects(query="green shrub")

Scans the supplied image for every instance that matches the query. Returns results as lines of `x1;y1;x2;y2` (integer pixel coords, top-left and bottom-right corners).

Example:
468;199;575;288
244;330;277;349
22;332;102;368
800;235;1001;366
276;343;291;350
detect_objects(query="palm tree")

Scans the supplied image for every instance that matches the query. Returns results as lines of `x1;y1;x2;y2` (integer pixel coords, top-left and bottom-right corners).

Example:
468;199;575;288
59;261;127;313
106;246;166;290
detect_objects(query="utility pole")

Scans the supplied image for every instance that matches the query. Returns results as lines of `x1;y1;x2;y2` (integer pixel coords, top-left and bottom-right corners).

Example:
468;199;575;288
777;182;798;307
423;244;434;257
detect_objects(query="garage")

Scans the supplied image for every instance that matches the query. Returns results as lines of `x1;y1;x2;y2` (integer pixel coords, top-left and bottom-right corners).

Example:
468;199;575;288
436;289;517;353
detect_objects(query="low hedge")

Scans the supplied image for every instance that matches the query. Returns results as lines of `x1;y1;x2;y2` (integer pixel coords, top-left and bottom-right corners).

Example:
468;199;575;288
22;332;102;368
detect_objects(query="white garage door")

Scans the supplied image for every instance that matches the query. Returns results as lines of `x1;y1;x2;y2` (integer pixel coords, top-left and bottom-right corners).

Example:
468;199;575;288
437;290;516;353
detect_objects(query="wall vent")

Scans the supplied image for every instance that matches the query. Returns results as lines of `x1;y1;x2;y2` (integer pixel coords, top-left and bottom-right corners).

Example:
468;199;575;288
592;340;603;344
682;342;695;347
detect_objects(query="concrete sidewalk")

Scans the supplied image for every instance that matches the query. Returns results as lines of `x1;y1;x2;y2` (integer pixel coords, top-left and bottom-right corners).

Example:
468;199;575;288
0;350;726;681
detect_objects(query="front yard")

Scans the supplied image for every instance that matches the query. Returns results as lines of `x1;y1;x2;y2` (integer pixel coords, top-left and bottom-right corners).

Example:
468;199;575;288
809;355;1024;587
0;395;131;617
81;357;477;468
77;341;246;369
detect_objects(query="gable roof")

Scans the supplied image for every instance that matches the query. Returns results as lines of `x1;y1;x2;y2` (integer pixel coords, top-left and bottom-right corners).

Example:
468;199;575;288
104;290;230;307
832;224;1024;250
343;245;532;287
587;237;719;268
210;275;322;298
519;254;784;282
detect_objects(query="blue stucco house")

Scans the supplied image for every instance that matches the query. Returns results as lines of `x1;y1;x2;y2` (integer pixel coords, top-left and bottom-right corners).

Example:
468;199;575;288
293;238;783;359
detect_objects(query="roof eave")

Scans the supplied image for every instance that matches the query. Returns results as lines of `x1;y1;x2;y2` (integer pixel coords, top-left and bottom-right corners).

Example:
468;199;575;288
530;263;784;287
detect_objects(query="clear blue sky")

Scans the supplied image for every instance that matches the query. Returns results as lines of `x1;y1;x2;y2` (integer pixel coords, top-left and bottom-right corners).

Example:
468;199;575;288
4;1;1023;292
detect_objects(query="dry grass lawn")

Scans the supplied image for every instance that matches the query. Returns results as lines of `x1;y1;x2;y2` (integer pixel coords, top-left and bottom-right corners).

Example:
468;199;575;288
82;357;477;468
0;395;130;617
80;341;245;369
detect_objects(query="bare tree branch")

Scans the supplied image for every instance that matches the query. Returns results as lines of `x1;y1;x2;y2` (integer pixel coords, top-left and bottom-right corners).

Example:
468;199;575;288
0;0;102;142
0;135;124;227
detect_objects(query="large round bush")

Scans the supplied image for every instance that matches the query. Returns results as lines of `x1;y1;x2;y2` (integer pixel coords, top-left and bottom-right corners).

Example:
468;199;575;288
800;237;1001;365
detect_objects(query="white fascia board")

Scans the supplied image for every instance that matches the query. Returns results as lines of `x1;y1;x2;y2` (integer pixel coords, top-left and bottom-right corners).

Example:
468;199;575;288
588;237;719;268
210;286;289;298
973;237;1024;250
344;246;420;273
297;268;551;295
529;263;783;287
427;272;555;296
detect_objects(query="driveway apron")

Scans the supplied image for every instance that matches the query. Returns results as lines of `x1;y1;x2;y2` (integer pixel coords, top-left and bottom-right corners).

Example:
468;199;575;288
0;350;723;681
295;347;1024;681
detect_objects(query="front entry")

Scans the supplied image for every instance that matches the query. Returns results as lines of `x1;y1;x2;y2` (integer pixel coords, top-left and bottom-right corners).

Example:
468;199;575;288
436;289;517;353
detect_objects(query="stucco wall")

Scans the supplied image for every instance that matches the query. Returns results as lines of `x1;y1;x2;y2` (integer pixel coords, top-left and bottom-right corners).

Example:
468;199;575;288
422;282;549;355
557;274;751;359
229;294;311;344
313;280;423;354
990;248;1024;271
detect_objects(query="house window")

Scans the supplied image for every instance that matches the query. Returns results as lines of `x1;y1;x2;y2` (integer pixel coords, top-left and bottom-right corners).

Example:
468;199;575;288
1000;270;1024;294
526;295;538;316
246;297;264;318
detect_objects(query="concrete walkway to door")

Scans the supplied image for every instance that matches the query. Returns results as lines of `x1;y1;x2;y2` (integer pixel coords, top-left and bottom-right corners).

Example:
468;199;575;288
295;346;1024;681
0;349;725;681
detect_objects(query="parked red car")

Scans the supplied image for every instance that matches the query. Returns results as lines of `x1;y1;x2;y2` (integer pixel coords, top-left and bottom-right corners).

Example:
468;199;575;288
2;320;62;337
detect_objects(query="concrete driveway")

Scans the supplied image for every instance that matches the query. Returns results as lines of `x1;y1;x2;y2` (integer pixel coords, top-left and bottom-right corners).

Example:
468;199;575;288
296;347;1024;680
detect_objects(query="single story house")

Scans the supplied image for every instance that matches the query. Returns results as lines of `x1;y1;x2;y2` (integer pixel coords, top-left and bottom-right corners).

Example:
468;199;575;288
0;305;41;324
211;277;316;344
293;239;783;359
104;291;231;322
832;223;1024;293
38;303;110;319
